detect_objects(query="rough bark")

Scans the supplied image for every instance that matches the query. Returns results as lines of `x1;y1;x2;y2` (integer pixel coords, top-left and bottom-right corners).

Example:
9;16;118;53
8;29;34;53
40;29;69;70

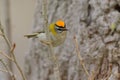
25;0;120;80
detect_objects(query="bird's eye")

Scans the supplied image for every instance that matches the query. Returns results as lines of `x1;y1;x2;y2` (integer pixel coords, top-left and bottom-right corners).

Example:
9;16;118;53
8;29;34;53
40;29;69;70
55;26;63;33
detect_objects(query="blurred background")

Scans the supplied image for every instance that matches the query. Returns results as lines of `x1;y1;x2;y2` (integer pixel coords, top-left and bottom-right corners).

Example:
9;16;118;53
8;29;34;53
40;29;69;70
0;0;35;79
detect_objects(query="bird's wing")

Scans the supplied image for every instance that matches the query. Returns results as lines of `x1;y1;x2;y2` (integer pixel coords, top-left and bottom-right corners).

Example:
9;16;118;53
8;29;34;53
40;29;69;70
24;31;45;38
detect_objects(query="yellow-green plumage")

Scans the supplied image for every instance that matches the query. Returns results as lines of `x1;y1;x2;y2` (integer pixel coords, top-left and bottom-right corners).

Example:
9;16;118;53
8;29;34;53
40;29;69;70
49;23;67;47
49;23;57;36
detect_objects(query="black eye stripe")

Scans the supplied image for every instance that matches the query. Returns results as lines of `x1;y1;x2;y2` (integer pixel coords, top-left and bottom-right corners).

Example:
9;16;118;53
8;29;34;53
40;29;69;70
55;27;63;31
56;26;67;30
57;28;63;31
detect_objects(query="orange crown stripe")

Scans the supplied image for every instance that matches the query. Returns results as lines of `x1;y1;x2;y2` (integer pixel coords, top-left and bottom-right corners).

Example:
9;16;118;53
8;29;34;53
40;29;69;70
55;20;65;27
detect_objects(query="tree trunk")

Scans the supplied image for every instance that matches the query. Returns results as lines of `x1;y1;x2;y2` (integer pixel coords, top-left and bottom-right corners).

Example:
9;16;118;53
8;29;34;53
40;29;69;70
24;0;120;80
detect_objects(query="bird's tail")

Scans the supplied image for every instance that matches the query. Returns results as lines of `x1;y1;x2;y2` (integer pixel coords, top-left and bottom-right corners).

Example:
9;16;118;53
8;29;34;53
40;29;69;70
24;31;45;38
24;33;38;38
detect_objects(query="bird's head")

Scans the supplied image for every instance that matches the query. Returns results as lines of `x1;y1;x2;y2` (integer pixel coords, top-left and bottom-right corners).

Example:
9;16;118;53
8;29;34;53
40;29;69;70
55;20;68;33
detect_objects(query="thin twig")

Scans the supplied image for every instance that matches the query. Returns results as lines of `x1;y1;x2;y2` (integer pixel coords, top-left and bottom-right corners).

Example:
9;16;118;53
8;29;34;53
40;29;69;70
12;53;26;80
10;43;16;53
73;35;90;77
43;0;61;80
89;64;101;80
0;69;8;73
104;63;112;80
10;45;26;80
89;70;96;80
0;51;14;61
0;23;11;48
0;59;16;80
0;22;26;80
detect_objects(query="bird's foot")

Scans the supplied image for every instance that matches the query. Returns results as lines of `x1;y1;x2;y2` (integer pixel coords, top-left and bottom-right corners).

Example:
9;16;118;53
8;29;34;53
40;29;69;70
40;40;52;46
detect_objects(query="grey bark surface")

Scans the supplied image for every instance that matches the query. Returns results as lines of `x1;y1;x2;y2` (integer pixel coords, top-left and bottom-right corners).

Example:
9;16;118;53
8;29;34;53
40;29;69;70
24;0;120;80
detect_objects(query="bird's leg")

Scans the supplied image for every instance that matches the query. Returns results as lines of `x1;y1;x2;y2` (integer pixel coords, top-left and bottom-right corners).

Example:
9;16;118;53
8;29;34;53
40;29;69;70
40;40;52;46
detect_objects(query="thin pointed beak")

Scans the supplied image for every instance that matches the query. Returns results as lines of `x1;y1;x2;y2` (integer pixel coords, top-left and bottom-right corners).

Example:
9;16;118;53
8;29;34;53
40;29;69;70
62;28;68;31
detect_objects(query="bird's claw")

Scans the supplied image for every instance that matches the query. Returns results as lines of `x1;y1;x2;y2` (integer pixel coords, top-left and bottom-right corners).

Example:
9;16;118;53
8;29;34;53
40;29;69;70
40;40;52;46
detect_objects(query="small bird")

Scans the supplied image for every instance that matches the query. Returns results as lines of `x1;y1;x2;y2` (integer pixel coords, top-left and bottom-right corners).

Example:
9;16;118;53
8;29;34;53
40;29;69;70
24;20;68;47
